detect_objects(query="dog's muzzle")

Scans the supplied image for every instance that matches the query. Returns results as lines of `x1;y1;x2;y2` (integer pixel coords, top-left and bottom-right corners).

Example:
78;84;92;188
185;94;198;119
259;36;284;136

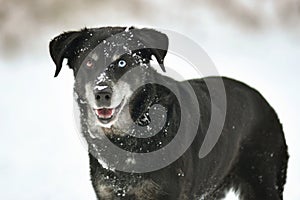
93;83;126;124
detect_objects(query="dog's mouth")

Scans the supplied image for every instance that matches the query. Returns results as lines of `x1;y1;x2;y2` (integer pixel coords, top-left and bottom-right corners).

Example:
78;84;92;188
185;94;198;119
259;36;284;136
94;98;125;124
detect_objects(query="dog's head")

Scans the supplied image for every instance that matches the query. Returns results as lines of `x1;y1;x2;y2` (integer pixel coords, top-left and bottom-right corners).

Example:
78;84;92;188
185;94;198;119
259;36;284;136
49;27;169;133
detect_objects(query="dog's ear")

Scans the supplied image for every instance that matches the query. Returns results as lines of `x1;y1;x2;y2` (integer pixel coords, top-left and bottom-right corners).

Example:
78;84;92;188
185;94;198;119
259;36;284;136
49;31;82;77
134;29;168;72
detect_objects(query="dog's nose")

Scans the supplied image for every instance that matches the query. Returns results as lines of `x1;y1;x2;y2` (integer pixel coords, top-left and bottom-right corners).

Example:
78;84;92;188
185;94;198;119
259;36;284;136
94;85;112;106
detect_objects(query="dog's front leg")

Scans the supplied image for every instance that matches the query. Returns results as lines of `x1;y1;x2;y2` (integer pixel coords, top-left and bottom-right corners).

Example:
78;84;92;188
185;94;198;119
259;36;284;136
127;180;171;200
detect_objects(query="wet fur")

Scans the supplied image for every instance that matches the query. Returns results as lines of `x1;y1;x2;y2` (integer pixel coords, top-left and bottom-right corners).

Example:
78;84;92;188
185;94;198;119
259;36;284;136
49;27;288;200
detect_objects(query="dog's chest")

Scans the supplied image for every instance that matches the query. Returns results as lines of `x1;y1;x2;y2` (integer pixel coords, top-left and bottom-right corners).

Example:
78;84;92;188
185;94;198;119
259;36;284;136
95;174;162;199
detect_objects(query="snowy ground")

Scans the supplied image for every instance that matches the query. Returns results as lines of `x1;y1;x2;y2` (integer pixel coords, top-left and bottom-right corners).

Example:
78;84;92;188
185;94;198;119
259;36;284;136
0;1;299;199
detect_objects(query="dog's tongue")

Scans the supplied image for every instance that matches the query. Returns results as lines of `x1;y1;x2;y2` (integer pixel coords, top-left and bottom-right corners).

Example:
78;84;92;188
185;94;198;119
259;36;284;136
96;108;114;119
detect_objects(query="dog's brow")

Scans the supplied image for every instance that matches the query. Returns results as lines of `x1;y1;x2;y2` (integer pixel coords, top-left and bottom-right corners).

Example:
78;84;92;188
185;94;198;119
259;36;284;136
91;53;99;61
112;54;120;61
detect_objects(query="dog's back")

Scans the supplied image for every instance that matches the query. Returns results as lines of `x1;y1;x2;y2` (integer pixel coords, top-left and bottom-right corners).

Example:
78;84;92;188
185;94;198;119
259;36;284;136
185;77;288;199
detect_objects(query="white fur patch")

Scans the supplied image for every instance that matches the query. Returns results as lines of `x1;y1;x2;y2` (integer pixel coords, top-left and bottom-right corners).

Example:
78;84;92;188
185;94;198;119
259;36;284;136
222;188;240;200
112;54;120;61
91;52;99;61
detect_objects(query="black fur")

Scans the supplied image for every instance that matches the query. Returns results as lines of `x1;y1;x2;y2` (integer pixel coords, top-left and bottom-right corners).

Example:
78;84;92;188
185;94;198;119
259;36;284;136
49;27;288;200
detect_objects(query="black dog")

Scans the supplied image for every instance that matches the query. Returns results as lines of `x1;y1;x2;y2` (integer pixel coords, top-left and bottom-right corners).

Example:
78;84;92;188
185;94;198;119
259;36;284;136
49;27;288;200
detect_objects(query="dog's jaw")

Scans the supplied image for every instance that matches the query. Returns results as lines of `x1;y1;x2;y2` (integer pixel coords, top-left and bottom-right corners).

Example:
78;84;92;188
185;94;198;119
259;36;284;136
94;98;125;120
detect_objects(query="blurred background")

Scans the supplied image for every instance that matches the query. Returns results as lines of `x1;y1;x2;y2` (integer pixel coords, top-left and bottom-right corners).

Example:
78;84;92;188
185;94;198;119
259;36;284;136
0;0;299;199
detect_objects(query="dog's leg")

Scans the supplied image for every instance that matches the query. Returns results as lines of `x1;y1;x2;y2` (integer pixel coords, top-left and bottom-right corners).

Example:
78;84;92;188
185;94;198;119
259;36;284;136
233;176;283;200
127;180;170;200
231;131;288;200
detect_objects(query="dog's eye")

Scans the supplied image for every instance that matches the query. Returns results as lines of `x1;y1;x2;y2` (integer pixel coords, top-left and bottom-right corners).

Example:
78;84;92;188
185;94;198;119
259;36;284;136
86;60;95;69
118;60;127;68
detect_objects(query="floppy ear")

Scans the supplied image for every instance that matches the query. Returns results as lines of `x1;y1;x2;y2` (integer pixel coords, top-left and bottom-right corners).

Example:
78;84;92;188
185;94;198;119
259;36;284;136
49;31;82;77
134;28;169;72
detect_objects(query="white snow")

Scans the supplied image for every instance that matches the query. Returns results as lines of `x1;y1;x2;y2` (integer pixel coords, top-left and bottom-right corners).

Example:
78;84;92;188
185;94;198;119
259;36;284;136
94;85;108;91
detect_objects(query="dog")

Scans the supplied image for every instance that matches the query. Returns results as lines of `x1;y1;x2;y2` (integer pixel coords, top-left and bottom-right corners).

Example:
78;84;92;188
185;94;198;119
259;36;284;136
49;27;288;200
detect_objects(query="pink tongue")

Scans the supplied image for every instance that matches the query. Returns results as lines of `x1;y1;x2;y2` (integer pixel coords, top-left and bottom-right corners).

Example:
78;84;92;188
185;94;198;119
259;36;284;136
97;108;113;119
